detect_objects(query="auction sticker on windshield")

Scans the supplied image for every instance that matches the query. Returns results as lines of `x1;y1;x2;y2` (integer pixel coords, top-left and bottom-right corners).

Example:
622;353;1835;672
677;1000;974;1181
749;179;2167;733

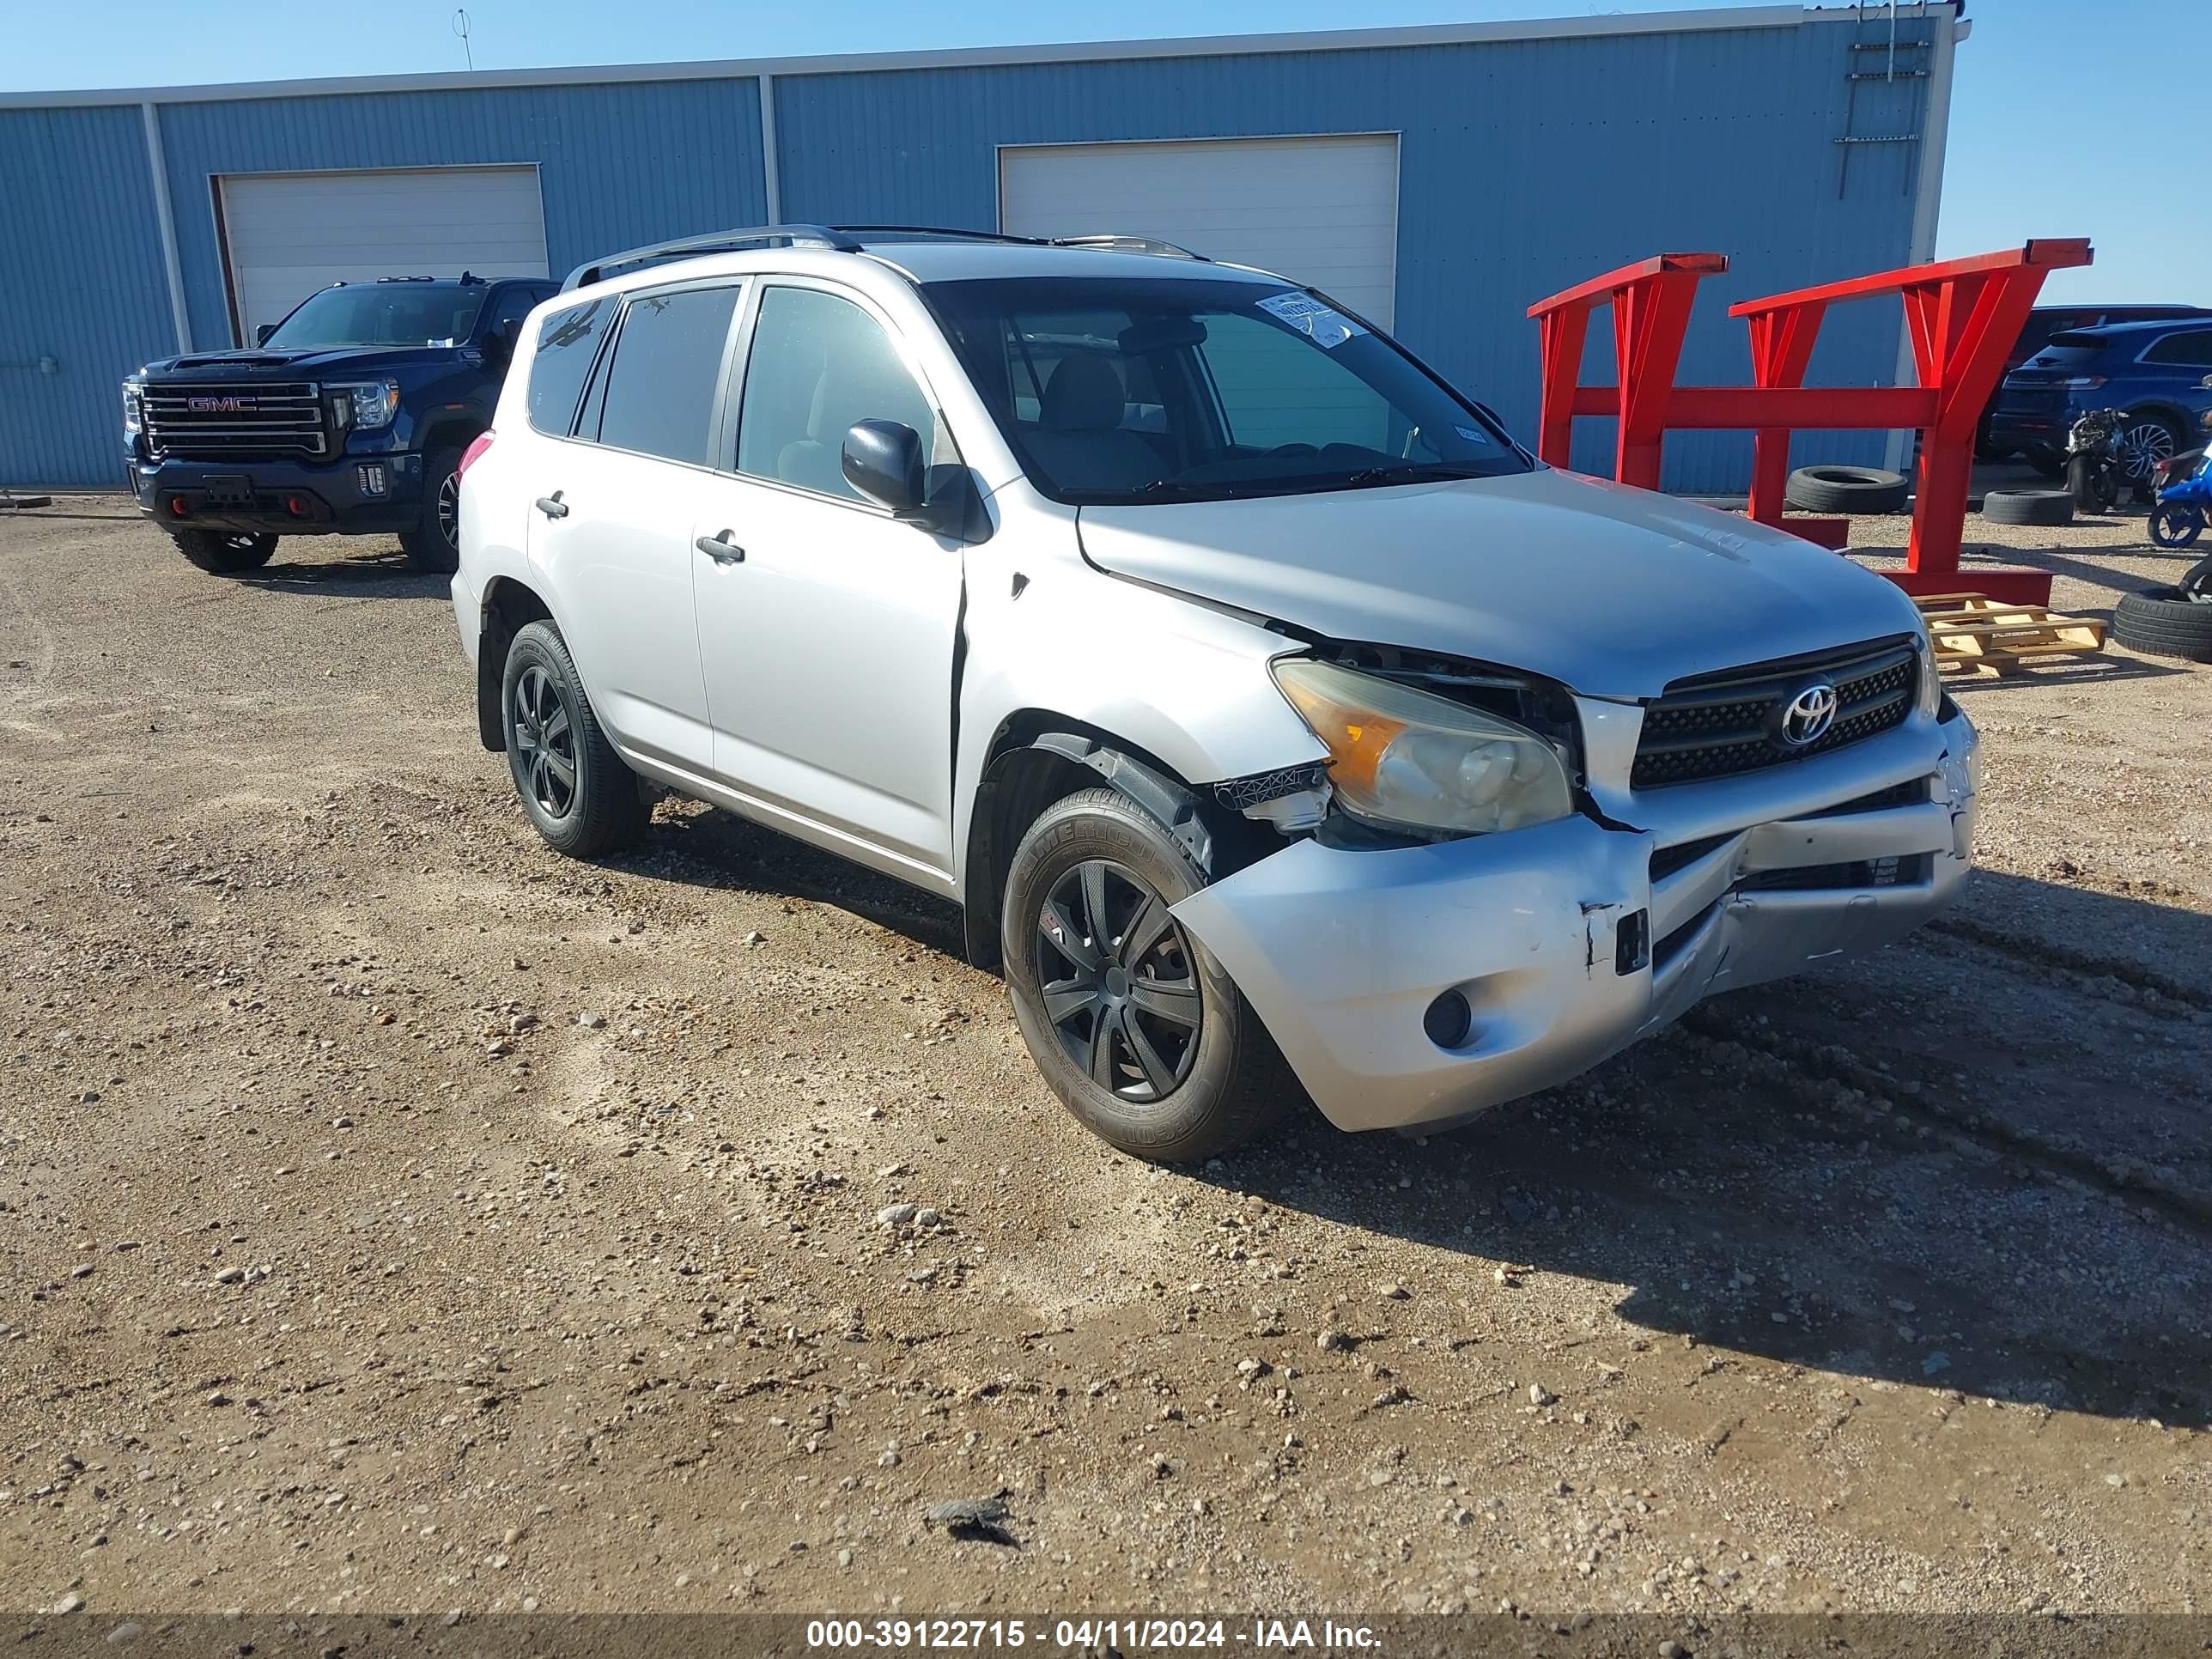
1255;292;1365;348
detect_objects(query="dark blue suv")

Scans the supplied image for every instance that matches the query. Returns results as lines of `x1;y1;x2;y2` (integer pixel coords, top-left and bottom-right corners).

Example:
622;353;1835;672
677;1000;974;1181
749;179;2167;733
124;275;559;575
1990;318;2212;487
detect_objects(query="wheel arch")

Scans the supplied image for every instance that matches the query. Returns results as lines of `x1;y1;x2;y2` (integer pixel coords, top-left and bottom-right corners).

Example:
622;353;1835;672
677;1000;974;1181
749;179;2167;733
2123;401;2197;443
957;710;1273;973
415;410;489;461
474;574;556;751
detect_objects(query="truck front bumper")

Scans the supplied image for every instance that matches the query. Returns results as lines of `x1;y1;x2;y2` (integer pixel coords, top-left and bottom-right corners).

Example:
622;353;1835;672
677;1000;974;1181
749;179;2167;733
131;452;424;537
1172;706;1978;1133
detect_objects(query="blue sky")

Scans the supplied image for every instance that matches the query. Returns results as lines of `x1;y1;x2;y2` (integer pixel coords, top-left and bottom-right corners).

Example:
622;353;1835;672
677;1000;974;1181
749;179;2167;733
6;0;2197;304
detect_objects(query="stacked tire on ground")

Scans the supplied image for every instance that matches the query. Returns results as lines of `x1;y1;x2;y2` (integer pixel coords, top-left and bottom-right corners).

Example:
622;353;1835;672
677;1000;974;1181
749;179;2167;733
2112;556;2212;662
1784;465;1910;516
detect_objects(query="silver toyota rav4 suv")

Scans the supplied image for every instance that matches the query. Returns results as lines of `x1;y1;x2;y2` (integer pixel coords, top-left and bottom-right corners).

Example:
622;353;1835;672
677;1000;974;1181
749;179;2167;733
452;225;1978;1162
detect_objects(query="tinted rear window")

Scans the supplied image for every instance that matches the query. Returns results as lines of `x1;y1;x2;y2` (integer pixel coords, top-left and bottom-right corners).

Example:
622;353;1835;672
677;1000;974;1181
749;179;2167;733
595;285;744;465
2022;333;2107;368
528;299;611;435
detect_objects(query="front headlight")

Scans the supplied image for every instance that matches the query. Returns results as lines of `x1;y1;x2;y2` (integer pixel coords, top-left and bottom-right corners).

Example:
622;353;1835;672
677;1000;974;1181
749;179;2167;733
1272;659;1574;836
1916;633;1943;719
122;380;143;440
331;380;400;430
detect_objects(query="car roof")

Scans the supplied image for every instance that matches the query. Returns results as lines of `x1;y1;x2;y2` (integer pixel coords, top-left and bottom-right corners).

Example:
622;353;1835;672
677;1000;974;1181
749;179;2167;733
2055;316;2212;341
857;236;1287;286
2033;302;2208;316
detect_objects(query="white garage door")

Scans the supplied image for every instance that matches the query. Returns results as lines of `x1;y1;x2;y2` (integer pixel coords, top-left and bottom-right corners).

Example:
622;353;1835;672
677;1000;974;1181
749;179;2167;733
999;136;1399;326
218;166;550;343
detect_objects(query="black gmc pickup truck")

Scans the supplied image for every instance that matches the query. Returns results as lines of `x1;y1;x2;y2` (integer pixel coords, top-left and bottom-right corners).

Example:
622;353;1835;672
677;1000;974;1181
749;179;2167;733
123;274;558;575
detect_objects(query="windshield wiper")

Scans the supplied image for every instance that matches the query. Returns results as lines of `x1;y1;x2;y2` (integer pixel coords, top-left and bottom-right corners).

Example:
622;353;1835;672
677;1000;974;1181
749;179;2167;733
1127;478;1235;500
1335;462;1492;487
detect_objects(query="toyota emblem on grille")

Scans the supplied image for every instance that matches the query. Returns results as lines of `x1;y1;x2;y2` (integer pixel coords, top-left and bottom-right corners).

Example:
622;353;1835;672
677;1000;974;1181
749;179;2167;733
1776;680;1838;747
186;395;246;413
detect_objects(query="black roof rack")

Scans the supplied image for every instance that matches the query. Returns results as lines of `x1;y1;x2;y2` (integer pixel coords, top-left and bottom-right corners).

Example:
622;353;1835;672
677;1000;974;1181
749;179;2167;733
562;224;864;290
828;224;1047;246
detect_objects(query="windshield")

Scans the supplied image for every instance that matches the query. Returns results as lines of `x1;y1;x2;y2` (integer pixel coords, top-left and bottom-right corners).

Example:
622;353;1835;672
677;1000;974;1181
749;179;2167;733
262;284;487;349
924;276;1527;503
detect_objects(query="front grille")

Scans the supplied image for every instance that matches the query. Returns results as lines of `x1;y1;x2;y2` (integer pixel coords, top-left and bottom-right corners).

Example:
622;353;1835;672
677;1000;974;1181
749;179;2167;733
142;381;328;459
1633;639;1917;789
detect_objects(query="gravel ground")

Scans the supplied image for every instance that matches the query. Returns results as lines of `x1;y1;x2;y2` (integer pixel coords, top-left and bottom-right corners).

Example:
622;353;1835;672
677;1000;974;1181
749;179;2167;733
0;489;2206;1622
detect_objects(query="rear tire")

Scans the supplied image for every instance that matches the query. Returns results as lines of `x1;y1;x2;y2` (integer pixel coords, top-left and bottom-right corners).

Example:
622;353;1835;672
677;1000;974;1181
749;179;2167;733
1001;787;1296;1163
2115;411;2186;489
1981;487;2075;528
398;445;463;574
499;620;648;857
2148;503;2203;549
170;529;277;574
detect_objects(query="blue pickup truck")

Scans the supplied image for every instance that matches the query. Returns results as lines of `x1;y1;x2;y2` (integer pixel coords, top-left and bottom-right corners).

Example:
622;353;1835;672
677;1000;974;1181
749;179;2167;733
122;274;558;574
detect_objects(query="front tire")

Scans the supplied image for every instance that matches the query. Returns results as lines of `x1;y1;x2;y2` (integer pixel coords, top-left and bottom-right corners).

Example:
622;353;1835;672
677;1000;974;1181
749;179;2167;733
500;620;647;857
1001;787;1295;1163
398;445;463;574
170;529;276;574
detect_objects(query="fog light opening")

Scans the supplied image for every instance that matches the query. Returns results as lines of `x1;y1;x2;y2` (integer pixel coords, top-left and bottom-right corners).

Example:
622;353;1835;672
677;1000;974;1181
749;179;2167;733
1422;988;1474;1050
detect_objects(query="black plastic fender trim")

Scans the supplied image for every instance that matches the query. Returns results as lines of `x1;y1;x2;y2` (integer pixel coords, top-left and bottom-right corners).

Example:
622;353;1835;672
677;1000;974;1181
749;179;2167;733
1028;732;1215;874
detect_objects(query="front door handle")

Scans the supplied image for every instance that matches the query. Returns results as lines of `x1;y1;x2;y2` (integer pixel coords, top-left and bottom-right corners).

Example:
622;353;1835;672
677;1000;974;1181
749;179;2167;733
534;492;568;520
696;530;744;564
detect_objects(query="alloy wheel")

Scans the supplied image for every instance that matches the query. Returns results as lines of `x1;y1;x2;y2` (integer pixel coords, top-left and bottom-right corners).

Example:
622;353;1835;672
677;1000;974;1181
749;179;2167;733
1033;858;1203;1103
511;664;578;820
436;469;462;551
2115;419;2176;483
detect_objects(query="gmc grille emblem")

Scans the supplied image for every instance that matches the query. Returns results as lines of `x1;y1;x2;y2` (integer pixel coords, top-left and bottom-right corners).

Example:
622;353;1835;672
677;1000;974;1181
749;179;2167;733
186;395;247;413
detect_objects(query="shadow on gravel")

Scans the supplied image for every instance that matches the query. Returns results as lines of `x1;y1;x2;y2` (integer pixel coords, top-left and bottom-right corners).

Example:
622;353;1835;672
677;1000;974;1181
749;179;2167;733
564;788;2212;1427
1201;869;2212;1429
237;549;451;596
614;798;969;962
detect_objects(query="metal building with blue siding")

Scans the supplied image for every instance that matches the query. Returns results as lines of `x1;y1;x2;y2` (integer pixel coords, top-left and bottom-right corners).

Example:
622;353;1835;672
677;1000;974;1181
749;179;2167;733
0;3;1963;491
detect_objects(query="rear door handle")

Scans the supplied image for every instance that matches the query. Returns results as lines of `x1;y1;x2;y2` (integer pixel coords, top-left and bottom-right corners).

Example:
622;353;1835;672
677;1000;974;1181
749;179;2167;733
534;492;568;520
696;530;744;564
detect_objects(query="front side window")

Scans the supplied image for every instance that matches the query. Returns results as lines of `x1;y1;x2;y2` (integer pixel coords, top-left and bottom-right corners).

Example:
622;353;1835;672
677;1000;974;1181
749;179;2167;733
594;284;744;465
735;286;951;502
527;298;611;435
926;275;1524;504
262;284;486;350
2142;330;2212;368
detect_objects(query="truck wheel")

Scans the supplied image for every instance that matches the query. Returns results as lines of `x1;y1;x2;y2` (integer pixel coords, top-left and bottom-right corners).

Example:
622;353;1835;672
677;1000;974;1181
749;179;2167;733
170;529;277;574
500;620;648;857
1001;787;1296;1163
399;446;463;575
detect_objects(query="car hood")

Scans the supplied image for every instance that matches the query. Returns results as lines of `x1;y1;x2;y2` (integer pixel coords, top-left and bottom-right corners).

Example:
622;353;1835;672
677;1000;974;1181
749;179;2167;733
1074;467;1927;700
139;344;468;378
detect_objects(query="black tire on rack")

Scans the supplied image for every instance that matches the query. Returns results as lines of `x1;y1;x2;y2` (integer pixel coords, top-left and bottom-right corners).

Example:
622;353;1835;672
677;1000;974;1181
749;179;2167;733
1783;465;1910;515
2111;586;2212;662
1980;488;2075;527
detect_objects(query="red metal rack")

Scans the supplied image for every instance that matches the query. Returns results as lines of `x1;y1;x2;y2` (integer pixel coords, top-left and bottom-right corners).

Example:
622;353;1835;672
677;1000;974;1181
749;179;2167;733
1528;240;2094;605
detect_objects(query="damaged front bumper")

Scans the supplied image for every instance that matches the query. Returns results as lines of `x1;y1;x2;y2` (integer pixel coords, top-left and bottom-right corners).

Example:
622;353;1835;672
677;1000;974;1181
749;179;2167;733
1171;704;1978;1133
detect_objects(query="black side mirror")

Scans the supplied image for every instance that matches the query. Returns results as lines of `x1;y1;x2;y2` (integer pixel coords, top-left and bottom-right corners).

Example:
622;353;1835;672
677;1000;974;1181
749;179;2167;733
254;323;277;346
842;420;926;514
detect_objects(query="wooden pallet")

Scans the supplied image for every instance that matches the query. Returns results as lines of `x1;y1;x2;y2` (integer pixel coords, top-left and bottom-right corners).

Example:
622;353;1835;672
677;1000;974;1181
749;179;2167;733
1912;592;2108;677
